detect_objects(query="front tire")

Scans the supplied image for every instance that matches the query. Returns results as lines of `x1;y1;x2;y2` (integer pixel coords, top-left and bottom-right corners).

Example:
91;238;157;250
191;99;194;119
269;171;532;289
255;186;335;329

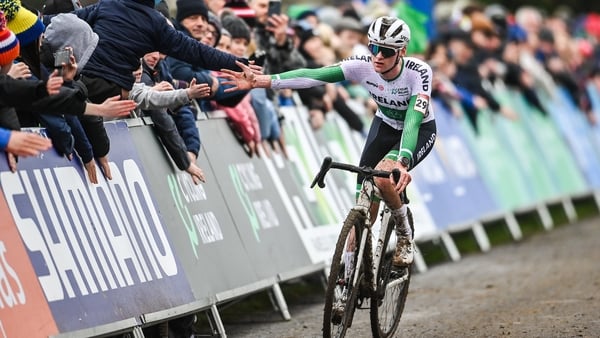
370;208;414;338
323;209;366;338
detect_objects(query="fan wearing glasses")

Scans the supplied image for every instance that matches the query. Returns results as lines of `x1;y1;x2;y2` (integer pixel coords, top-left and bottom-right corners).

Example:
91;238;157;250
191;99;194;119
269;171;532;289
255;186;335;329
221;16;436;267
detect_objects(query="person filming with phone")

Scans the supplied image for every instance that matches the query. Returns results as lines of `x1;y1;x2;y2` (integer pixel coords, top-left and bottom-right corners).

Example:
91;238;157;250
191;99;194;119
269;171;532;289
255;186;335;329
246;0;305;74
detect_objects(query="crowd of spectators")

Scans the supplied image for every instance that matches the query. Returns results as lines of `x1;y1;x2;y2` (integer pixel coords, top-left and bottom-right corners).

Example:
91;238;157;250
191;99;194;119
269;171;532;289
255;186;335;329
430;2;600;131
1;0;600;183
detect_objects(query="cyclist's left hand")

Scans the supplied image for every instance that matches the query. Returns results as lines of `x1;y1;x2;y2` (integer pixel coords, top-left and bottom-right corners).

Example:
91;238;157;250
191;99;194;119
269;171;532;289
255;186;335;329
379;158;412;194
391;163;411;194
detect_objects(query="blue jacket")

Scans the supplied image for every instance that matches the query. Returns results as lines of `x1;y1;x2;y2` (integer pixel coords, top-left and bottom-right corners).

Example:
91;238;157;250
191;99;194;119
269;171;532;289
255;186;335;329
0;128;10;150
69;0;245;90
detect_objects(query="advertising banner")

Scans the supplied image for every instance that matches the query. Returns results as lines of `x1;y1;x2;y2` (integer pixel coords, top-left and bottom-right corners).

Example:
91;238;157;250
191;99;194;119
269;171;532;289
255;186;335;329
0;191;58;337
509;90;587;195
493;90;559;201
127;125;258;301
279;106;350;263
280;106;347;225
313;114;364;211
546;88;600;188
585;83;600;160
457;109;533;210
197;119;313;280
411;101;499;229
0;122;194;333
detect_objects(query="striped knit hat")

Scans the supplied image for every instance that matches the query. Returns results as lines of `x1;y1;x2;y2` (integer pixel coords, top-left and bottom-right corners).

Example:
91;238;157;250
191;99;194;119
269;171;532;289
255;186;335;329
0;11;19;66
0;0;44;47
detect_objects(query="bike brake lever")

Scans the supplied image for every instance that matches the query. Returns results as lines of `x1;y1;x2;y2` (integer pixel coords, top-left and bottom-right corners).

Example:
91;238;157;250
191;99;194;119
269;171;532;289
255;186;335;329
310;156;333;188
391;168;410;204
391;168;401;184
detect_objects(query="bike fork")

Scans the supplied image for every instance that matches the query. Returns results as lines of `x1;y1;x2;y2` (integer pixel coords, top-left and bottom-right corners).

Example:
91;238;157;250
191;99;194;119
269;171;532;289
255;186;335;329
371;211;391;290
351;224;369;288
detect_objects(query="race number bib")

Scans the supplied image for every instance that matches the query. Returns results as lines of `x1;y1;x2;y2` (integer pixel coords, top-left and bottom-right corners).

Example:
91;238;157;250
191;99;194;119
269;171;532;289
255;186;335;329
414;94;430;115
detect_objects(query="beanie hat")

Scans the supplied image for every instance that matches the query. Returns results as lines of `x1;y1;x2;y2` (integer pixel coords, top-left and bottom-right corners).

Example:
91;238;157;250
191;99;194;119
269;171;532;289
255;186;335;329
221;13;250;42
44;13;98;71
223;0;255;28
207;11;222;47
175;0;208;23
0;0;45;47
0;11;19;66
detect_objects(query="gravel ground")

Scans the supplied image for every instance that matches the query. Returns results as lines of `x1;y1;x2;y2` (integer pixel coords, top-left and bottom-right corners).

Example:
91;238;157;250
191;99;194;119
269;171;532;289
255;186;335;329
220;216;600;338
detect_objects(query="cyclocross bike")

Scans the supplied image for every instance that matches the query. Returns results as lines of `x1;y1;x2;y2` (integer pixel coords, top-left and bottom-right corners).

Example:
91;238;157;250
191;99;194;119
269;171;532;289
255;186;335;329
311;156;414;338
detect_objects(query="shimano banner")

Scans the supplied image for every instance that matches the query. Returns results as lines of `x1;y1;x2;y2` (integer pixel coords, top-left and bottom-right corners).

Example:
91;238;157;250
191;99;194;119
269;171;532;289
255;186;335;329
0;122;194;333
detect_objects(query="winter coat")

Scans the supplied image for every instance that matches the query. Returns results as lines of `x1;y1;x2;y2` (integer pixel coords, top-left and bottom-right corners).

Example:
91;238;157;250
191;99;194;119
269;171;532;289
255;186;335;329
58;0;245;90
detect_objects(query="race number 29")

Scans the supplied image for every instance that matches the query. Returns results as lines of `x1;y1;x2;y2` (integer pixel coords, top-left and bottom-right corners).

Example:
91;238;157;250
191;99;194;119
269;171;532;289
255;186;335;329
414;94;429;115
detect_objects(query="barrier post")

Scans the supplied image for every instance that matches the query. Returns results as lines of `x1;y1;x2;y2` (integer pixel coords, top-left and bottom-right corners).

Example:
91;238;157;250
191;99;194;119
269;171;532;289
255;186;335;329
209;304;227;337
270;283;291;321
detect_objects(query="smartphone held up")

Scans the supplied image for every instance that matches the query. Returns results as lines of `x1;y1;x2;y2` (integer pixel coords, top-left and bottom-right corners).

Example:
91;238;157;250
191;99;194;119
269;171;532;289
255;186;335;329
267;0;281;17
53;48;72;68
267;0;281;27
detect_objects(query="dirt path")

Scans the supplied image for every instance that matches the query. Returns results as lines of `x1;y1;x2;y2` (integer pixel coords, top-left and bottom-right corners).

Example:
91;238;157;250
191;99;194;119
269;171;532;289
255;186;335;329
221;217;600;337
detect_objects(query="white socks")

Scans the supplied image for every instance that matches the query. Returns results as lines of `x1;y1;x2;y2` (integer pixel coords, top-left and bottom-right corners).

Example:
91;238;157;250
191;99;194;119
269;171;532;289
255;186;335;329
391;205;412;238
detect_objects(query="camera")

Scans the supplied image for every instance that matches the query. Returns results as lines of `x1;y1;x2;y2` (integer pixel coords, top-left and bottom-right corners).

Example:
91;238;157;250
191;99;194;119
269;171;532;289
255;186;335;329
53;48;72;68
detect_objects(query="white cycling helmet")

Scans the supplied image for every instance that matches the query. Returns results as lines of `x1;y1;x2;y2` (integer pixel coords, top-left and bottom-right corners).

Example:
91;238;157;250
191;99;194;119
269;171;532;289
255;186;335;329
367;16;411;49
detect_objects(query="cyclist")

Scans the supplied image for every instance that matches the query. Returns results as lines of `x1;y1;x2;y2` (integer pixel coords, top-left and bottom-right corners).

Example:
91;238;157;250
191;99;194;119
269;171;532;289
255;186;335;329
221;16;437;267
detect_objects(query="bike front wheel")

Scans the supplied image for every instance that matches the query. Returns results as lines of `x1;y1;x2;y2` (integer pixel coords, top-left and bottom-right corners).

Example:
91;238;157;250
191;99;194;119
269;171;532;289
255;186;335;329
370;207;414;338
323;209;366;338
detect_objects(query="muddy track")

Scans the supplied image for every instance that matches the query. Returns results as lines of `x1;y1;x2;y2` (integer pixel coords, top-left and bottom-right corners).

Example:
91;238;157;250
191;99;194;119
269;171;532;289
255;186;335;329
221;217;600;338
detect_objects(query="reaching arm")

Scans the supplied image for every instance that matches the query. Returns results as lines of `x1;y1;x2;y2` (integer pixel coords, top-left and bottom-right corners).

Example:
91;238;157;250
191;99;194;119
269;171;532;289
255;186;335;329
0;74;50;105
129;80;210;110
0;128;52;156
221;61;345;92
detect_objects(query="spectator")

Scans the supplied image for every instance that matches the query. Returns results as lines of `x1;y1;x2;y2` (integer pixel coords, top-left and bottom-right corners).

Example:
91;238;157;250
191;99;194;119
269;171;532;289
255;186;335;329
247;0;306;75
0;0;44;142
446;29;517;131
213;12;262;157
167;0;248;110
293;19;365;134
535;27;594;122
136;52;210;184
333;16;369;60
202;11;222;48
42;0;82;15
39;14;100;180
205;0;226;16
0;14;134;171
38;0;247;183
0;10;50;164
246;0;304;157
216;26;231;52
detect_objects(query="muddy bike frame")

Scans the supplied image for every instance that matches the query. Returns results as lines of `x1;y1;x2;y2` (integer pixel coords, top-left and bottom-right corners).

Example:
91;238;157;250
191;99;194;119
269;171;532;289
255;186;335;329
311;156;411;338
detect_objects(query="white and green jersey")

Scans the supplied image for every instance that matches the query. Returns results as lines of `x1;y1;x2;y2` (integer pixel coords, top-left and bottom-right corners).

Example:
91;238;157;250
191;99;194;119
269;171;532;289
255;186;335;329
270;55;434;161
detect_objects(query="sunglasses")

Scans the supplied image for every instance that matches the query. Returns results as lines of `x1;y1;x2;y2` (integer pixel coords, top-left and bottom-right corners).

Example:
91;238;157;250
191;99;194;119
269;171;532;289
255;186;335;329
368;43;398;58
